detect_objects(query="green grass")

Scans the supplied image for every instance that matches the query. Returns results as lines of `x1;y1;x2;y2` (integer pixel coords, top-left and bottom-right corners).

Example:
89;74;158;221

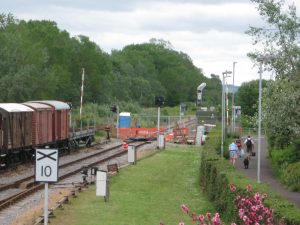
51;147;216;225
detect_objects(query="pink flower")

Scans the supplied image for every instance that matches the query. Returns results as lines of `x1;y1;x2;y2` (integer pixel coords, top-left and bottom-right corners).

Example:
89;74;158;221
180;204;189;213
198;215;205;221
239;208;245;218
243;215;249;222
254;193;261;201
212;213;221;225
206;212;211;219
230;184;236;192
178;222;185;225
251;205;257;211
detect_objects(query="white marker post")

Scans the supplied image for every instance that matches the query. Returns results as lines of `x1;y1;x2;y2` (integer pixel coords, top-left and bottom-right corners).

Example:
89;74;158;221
35;149;59;225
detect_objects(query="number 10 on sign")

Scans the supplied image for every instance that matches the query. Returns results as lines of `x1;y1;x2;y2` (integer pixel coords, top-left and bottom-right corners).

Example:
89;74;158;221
35;149;59;183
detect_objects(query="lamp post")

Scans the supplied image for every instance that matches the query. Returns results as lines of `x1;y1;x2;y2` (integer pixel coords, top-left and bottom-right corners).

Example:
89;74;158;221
257;61;263;183
197;83;206;106
221;70;232;158
232;62;237;132
257;54;274;183
155;96;164;148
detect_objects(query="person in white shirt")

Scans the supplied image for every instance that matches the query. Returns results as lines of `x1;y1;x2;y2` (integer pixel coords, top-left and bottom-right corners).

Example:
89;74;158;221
229;141;238;166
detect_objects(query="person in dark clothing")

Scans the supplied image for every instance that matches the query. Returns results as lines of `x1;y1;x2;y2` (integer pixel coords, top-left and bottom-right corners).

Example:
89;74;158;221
244;136;254;159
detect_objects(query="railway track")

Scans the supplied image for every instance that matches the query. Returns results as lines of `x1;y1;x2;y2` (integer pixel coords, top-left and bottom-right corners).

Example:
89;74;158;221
0;116;197;215
0;140;149;212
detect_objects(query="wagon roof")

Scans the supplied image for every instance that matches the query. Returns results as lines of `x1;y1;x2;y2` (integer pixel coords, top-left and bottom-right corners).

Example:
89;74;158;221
22;102;52;110
30;100;70;110
0;103;34;112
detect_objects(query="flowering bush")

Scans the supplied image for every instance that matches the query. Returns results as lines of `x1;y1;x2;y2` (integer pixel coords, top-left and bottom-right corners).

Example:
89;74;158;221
159;184;283;225
230;184;275;225
179;204;224;225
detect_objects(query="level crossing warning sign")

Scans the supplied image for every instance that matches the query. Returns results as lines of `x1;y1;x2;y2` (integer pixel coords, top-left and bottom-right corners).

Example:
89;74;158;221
35;149;59;183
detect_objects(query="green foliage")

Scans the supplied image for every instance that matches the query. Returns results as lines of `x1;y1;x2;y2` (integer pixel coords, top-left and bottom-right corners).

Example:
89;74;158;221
202;74;222;108
111;42;209;107
283;161;300;191
263;78;300;148
247;0;300;78
235;79;268;117
0;14;222;108
269;139;300;191
0;18;112;104
239;114;258;128
246;0;300;150
200;127;300;224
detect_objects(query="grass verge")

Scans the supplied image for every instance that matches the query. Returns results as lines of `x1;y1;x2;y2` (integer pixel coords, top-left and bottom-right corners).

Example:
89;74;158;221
50;147;216;225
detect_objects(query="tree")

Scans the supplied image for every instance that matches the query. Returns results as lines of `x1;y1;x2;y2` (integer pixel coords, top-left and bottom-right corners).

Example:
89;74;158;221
246;0;300;79
246;0;300;148
236;80;268;117
263;77;300;147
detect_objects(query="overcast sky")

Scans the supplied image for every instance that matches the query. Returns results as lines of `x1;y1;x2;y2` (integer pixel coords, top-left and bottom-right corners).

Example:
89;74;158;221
2;0;300;85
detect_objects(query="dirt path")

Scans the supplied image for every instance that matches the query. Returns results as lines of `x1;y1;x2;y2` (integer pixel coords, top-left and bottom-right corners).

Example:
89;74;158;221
234;136;300;209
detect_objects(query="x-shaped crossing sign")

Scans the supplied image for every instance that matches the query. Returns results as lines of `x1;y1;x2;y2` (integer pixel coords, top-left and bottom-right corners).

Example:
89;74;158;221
35;149;59;183
37;151;57;161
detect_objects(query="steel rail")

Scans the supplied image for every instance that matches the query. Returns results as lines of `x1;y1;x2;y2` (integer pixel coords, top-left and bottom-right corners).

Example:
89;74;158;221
0;141;147;211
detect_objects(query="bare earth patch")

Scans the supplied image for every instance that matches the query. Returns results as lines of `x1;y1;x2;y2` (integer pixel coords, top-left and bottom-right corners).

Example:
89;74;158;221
10;188;72;225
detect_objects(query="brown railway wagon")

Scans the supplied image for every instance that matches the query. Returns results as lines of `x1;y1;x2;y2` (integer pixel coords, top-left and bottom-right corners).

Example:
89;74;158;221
31;101;70;141
22;102;53;146
0;103;33;153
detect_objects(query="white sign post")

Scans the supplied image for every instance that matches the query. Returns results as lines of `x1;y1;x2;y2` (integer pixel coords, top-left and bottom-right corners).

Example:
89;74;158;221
128;145;136;164
196;126;205;146
35;149;59;225
96;170;108;201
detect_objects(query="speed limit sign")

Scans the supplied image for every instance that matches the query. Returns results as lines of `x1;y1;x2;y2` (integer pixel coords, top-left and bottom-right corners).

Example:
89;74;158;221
35;149;59;182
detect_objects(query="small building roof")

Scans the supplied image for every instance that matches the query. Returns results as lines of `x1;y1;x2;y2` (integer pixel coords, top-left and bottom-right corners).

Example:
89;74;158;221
119;112;131;116
0;103;34;112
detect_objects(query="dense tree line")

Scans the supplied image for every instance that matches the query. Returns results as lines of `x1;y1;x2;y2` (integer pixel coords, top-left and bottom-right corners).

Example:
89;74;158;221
0;13;221;109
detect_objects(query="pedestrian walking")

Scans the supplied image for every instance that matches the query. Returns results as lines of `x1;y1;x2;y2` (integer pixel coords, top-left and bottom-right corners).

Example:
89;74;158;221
244;135;254;159
235;138;242;157
229;140;238;166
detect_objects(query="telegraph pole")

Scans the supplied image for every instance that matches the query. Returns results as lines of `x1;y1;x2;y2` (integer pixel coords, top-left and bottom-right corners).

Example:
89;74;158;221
80;68;85;131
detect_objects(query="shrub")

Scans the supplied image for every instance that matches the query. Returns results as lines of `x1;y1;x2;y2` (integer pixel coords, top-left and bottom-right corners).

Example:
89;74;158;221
282;162;300;192
200;126;300;224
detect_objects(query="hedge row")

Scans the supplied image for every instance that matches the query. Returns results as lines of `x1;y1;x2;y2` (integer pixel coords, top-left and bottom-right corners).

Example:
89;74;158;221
200;128;300;225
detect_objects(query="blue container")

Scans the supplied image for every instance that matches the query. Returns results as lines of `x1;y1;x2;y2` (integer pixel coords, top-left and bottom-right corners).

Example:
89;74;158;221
119;112;131;128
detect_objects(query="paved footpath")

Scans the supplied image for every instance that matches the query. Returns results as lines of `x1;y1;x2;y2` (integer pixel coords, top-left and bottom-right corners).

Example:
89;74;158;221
234;136;300;209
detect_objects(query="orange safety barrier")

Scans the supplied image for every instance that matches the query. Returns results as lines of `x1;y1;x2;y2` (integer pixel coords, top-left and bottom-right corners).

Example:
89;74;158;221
111;128;165;139
165;133;174;142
